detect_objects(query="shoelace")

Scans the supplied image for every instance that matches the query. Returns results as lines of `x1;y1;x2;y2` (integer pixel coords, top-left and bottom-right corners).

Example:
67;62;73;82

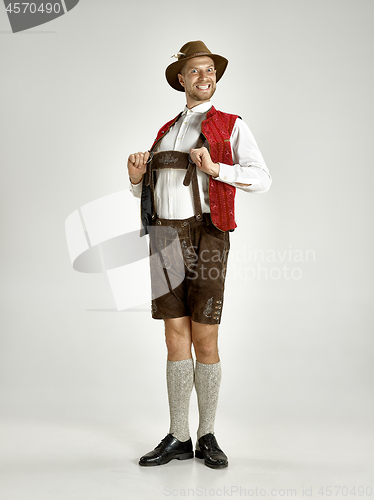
156;435;173;452
203;434;217;450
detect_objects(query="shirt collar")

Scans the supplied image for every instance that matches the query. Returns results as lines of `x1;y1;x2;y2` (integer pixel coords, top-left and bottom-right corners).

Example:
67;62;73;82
182;101;213;115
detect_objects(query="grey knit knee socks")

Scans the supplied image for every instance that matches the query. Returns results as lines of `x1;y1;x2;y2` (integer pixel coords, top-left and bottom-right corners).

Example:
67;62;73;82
195;360;222;440
167;358;194;442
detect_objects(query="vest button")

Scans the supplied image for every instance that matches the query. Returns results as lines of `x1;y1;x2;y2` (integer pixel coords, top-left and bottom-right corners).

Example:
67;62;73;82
157;220;162;225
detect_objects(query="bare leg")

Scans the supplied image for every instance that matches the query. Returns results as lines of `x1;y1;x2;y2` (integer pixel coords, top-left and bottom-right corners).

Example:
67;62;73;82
191;321;219;364
164;316;193;361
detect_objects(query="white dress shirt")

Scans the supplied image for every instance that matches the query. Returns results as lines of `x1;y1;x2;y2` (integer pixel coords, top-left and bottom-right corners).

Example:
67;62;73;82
130;101;271;220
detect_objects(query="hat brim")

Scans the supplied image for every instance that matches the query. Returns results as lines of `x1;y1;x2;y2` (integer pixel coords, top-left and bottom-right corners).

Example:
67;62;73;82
165;54;228;92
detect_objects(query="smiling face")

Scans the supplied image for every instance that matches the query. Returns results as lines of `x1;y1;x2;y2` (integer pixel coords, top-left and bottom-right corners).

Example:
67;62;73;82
177;56;217;108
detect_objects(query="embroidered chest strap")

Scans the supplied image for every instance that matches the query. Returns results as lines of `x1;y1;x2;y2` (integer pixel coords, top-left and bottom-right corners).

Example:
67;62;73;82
146;150;202;221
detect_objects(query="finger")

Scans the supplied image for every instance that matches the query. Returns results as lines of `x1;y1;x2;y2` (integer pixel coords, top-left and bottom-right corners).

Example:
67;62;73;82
200;148;209;159
195;153;202;167
189;149;198;163
135;152;144;168
191;155;200;167
144;151;150;165
128;153;135;164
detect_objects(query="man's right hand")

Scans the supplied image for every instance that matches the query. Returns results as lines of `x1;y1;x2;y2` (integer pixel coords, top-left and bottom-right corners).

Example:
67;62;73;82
127;151;150;185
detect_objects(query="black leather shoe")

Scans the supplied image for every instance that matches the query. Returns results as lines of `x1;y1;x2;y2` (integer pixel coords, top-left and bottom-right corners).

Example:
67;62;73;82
139;434;194;466
195;433;228;469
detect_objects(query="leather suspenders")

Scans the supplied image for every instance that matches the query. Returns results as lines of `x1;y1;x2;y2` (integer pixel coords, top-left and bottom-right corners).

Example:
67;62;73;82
144;134;206;223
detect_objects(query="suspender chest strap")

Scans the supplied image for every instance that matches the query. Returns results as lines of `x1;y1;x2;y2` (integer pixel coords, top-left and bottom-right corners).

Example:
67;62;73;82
145;150;203;223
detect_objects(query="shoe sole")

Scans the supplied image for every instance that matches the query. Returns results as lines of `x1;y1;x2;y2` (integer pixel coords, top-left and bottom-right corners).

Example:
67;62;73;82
195;450;228;469
139;452;194;466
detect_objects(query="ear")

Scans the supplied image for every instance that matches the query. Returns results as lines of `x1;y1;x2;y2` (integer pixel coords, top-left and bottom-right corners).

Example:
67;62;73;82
178;73;185;88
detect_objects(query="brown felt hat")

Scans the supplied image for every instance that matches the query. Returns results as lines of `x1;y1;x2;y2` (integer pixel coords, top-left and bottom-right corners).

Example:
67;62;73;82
165;40;228;92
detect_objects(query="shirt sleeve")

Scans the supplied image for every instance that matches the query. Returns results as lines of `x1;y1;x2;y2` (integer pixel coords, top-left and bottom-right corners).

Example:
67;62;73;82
129;179;143;199
215;118;272;193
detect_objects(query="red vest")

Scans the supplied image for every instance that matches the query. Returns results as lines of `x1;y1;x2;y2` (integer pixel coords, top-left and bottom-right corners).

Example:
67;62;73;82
151;106;238;231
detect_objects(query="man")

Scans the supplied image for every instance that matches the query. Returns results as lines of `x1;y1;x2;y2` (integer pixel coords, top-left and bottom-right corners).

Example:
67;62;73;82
128;41;271;469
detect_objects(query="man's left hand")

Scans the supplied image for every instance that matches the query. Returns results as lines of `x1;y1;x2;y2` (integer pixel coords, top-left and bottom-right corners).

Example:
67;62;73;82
190;147;220;178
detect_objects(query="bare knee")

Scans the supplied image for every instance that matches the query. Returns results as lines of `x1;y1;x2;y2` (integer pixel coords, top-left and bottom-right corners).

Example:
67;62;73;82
194;341;218;362
165;317;192;361
192;322;219;364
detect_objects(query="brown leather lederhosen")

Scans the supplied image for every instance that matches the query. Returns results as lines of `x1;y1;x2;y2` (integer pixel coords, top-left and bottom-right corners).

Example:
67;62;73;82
144;137;230;324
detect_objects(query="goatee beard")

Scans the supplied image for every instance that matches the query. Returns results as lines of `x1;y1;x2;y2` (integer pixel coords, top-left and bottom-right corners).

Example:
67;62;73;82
189;85;216;102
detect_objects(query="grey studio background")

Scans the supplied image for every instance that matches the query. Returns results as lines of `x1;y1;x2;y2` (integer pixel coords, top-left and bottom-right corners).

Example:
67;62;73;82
1;1;373;499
